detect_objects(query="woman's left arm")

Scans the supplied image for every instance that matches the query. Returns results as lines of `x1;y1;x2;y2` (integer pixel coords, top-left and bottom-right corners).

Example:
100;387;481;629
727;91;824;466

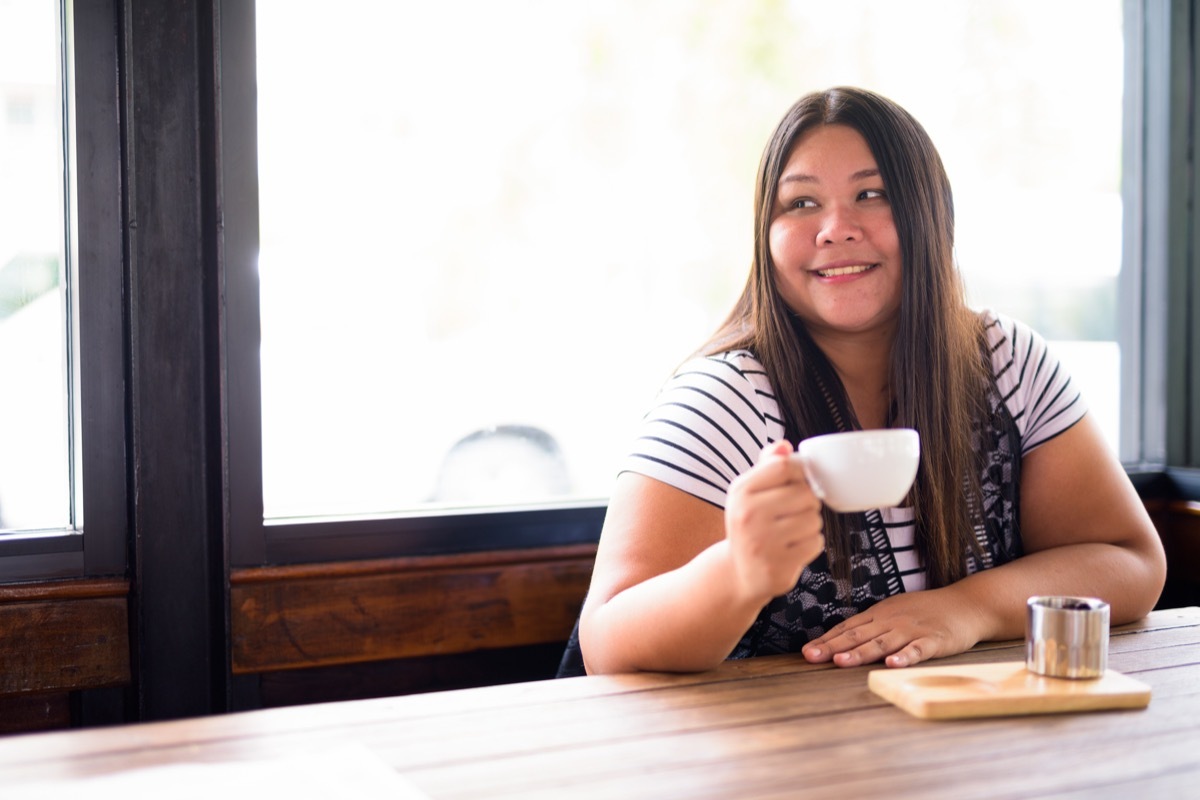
802;413;1167;668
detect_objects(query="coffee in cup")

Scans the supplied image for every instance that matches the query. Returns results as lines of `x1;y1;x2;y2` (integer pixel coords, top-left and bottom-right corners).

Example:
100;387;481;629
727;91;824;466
791;428;920;512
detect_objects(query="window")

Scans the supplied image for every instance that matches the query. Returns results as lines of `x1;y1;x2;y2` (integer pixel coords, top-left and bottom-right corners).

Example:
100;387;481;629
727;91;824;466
255;0;1126;523
0;0;70;533
0;0;125;578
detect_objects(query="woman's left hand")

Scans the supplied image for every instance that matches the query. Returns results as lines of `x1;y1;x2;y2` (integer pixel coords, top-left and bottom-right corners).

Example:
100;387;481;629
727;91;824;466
800;587;988;668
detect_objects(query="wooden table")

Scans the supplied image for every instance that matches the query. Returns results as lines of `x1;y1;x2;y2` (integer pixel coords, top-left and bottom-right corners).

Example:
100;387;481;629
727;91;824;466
3;607;1199;799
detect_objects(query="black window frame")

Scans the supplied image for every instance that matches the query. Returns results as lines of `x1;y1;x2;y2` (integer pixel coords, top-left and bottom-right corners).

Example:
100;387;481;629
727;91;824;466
1123;0;1200;494
229;0;1193;567
1;0;1195;583
220;2;604;568
0;0;127;581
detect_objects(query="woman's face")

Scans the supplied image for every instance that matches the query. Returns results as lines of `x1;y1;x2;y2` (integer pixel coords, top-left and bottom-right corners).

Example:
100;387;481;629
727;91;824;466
768;124;903;339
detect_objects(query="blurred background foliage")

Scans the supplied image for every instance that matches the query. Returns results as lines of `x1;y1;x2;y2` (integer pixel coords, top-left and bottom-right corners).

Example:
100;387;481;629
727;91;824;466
0;253;58;321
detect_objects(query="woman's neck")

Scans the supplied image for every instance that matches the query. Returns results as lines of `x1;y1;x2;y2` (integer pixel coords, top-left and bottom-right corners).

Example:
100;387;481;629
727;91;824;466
811;329;894;430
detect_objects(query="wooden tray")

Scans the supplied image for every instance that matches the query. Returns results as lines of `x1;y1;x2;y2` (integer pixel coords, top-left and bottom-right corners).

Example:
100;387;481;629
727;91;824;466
868;660;1152;720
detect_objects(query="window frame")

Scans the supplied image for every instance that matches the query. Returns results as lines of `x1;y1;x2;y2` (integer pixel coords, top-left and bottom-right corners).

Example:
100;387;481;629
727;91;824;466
230;0;1181;567
0;0;1192;726
0;0;1192;578
0;0;127;581
1122;0;1200;493
217;3;607;567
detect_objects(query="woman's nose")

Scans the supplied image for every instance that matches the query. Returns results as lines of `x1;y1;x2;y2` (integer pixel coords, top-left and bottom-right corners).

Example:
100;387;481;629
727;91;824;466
817;206;862;244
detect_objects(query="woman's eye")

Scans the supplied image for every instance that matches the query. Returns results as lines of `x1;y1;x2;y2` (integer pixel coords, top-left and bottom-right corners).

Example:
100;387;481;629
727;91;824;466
789;197;817;209
859;188;887;201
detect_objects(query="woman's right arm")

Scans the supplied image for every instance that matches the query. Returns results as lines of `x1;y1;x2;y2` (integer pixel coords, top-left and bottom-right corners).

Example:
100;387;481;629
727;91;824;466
579;441;825;674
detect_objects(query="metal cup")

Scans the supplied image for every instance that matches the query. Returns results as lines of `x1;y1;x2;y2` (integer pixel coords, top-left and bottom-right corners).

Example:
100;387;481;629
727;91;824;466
1025;596;1109;679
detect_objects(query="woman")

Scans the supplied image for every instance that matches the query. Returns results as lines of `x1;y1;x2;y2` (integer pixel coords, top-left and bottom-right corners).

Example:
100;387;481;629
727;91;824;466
567;87;1165;676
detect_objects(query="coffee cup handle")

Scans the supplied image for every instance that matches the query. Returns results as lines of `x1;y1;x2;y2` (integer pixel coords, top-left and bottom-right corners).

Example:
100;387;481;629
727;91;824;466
791;453;826;503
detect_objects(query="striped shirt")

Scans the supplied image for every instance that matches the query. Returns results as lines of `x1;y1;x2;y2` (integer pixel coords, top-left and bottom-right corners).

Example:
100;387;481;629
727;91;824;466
622;309;1087;593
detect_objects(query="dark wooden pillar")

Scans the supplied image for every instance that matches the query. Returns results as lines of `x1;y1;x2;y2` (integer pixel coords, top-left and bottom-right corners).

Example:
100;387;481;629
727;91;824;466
121;0;229;721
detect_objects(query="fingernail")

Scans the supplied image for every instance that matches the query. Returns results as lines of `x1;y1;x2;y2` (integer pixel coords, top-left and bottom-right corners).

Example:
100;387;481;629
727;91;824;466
807;647;822;659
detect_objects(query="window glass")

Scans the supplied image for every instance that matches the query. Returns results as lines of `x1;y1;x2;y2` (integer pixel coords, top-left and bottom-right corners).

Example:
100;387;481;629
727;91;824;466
0;0;69;532
256;0;1123;518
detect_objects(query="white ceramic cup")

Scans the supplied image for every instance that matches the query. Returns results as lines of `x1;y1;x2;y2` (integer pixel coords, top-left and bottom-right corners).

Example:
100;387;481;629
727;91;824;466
791;429;920;512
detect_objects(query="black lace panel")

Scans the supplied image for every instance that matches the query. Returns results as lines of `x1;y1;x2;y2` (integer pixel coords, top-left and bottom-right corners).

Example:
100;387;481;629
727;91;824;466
730;381;1022;660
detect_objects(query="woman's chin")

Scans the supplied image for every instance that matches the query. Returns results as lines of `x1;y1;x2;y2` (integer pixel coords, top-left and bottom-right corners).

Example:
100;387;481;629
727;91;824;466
803;306;900;337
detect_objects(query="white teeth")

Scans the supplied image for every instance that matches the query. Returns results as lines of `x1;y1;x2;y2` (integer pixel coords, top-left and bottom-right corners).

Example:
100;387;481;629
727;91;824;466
817;264;874;277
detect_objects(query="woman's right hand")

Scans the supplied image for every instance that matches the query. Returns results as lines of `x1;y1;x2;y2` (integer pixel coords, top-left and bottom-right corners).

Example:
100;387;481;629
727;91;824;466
723;440;826;604
579;441;826;674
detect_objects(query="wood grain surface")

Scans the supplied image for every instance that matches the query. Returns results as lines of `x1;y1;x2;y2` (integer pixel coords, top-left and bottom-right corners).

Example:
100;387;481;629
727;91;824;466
0;579;129;696
230;546;594;672
868;660;1152;719
0;607;1197;799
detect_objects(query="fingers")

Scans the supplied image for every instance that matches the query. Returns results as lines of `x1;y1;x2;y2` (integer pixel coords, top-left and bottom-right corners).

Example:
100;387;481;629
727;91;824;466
802;617;939;668
726;489;822;561
727;442;819;537
759;439;794;462
731;442;816;507
802;618;870;665
724;440;825;600
883;641;928;668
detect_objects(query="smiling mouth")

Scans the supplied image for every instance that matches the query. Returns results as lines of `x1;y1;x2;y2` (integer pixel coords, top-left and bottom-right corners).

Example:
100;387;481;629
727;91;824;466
814;263;877;278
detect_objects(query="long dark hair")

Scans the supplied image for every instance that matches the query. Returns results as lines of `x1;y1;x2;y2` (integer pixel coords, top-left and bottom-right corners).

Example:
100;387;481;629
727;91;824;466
704;87;990;588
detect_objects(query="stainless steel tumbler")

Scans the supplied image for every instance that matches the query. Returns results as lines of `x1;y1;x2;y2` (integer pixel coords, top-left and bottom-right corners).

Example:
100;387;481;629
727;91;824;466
1025;596;1109;679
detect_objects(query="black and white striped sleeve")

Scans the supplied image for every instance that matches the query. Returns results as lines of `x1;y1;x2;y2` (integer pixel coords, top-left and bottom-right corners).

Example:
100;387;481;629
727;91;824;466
620;351;786;508
985;310;1088;453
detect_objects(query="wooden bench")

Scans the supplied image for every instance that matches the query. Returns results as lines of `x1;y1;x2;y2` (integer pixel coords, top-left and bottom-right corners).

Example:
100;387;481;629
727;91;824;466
229;544;595;705
0;578;130;733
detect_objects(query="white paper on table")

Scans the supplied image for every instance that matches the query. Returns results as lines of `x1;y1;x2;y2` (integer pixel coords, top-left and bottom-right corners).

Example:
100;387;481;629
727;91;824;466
8;743;429;800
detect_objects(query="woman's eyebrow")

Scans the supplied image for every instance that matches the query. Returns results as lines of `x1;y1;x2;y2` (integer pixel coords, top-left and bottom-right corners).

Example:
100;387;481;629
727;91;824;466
778;167;881;185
